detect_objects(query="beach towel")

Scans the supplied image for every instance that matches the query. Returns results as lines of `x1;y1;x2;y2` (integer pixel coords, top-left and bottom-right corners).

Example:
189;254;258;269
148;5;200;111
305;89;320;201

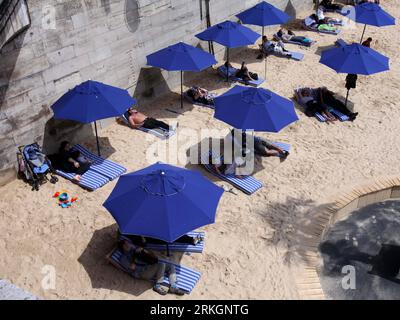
72;144;126;180
183;90;216;109
273;33;315;47
108;249;201;294
286;51;305;61
121;112;176;139
200;151;263;195
217;66;265;87
119;231;205;253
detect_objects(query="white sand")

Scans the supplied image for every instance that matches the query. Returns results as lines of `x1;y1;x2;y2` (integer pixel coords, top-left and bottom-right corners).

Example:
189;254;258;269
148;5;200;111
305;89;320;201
0;1;399;300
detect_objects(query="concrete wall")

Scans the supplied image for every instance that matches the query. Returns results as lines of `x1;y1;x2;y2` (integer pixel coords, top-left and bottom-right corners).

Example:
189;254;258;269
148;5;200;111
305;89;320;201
0;0;313;186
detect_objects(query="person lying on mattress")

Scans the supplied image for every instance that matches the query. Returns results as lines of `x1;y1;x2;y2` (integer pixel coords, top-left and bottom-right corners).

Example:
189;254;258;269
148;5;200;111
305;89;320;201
298;88;337;123
187;86;214;106
209;151;246;179
319;0;343;11
229;129;289;161
299;88;358;122
235;62;259;85
125;107;173;132
122;232;204;246
304;14;338;32
317;87;358;121
316;7;342;25
118;239;185;296
58;141;92;181
276;29;313;46
261;36;292;58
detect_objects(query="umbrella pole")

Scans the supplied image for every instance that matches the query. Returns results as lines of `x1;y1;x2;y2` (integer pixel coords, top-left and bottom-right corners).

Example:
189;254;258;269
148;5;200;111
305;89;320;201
94;121;101;156
262;26;265;38
264;55;267;80
360;24;367;43
167;243;170;257
180;70;183;109
345;88;350;108
226;48;230;84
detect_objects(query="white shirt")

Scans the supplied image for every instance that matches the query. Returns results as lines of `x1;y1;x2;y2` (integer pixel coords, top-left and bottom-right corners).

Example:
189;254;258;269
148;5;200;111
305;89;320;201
317;8;325;21
304;16;316;27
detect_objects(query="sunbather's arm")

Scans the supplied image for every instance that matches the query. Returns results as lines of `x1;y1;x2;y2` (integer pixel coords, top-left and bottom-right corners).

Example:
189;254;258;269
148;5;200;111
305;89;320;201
68;157;80;168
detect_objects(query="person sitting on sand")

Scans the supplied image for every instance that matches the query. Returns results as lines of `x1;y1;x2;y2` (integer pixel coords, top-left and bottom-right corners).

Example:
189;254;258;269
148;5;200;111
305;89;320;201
230;129;289;161
276;29;313;46
125;107;174;132
362;37;373;48
58;141;92;181
123;233;204;247
235;62;259;85
118;239;185;296
261;36;292;58
187;86;214;106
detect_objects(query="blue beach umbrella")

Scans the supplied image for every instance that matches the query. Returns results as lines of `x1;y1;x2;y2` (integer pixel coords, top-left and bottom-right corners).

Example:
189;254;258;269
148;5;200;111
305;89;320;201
196;21;261;81
103;163;224;244
146;42;217;108
236;1;291;37
236;1;292;79
51;80;136;155
214;85;298;132
320;43;389;105
320;43;389;75
348;3;396;42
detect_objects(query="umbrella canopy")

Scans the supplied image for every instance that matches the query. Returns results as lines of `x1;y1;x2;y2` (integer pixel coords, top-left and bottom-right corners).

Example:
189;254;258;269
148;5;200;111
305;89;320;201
51;80;136;123
51;80;136;155
146;42;216;108
320;43;389;75
195;20;260;48
146;42;217;71
214;85;298;132
236;1;291;27
352;2;395;27
103;163;224;242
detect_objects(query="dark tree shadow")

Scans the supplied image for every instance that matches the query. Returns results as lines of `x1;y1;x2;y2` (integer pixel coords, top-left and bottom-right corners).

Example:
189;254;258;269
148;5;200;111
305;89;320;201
254;196;335;267
283;18;307;32
318;200;400;299
78;224;186;297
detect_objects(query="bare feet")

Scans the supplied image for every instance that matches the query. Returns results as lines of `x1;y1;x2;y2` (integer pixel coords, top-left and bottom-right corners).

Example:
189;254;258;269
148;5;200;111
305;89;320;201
73;175;81;182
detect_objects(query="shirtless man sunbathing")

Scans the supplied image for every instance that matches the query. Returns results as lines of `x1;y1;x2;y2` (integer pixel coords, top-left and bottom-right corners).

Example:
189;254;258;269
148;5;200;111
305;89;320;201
125;107;174;132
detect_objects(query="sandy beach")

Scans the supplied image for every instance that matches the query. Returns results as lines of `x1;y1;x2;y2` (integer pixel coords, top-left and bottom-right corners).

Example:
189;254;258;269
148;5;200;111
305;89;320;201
0;1;399;300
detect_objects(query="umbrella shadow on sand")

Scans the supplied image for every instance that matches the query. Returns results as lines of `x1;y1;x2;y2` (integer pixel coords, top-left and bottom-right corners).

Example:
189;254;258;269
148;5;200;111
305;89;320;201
42;118;117;158
78;224;186;297
184;137;267;178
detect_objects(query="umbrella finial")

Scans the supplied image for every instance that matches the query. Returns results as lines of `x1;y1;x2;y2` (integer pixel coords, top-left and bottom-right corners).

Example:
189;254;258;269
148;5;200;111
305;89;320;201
141;169;185;196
